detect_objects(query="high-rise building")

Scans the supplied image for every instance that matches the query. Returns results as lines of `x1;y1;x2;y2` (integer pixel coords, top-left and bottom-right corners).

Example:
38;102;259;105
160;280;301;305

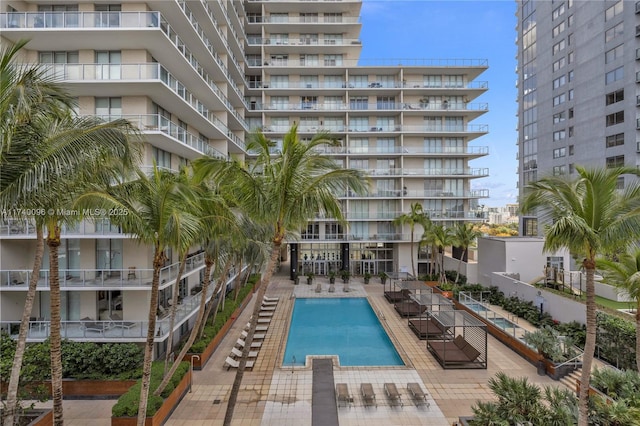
517;0;639;236
0;0;489;357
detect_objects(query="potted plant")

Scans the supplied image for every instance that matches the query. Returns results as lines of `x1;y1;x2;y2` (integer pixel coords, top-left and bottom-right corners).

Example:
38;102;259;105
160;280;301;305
293;273;300;285
328;270;336;284
363;272;371;284
419;97;429;108
378;271;387;285
341;269;350;283
306;271;314;285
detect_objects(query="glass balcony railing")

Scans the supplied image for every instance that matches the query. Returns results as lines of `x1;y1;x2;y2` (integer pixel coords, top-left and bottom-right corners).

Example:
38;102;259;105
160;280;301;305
94;114;226;159
258;101;488;112
310;146;489;156
0;218;125;237
262;124;488;134
338;189;490;198
0;253;205;289
362;168;489;177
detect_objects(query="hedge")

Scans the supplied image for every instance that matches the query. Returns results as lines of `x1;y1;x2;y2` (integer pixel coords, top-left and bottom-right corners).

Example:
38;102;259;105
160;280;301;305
187;274;258;353
111;361;189;417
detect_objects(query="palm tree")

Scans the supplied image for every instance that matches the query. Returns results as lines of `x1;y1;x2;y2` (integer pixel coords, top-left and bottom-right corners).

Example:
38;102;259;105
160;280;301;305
194;124;369;426
452;222;482;284
393;202;430;278
430;225;454;284
520;165;640;426
78;165;201;425
598;245;640;371
1;111;138;424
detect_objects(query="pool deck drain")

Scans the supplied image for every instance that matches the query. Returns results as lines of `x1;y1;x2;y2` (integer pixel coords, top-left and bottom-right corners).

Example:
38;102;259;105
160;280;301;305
312;359;339;426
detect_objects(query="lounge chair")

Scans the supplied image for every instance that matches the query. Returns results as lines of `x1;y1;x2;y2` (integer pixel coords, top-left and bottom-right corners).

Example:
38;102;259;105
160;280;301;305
263;296;279;303
384;383;403;407
258;311;273;317
407;383;430;407
335;383;354;407
343;283;350;292
235;338;262;349
315;283;322;293
328;284;335;293
257;318;271;324
243;323;269;332
361;383;377;407
262;299;278;306
260;305;276;311
223;356;254;371
80;317;114;335
230;347;258;359
109;313;136;329
241;330;265;340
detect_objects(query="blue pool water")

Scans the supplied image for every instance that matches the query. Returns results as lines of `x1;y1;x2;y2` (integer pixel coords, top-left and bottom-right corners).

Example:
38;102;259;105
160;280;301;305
492;317;516;330
283;298;404;367
467;303;490;313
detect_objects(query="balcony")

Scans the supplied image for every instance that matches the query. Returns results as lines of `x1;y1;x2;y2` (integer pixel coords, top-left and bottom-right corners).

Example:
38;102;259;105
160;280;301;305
1;253;205;290
0;266;245;342
363;168;489;177
0;218;124;238
339;189;489;199
259;101;488;113
262;124;488;135
0;11;158;29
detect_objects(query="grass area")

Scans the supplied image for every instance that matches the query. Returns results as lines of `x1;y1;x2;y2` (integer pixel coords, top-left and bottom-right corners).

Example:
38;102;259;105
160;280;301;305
536;283;635;318
595;295;635;311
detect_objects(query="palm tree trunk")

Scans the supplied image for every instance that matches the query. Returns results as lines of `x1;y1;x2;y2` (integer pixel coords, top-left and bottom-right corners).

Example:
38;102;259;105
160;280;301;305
409;231;416;278
47;224;64;426
209;260;233;330
636;301;640;373
233;256;244;301
4;226;44;426
578;262;596;426
430;244;436;278
455;247;466;284
163;253;187;375
136;245;164;426
154;258;214;397
223;243;279;426
198;272;224;339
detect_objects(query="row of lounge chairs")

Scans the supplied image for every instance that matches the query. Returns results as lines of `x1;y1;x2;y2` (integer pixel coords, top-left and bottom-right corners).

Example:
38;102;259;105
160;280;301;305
336;382;430;408
224;296;279;370
80;313;137;335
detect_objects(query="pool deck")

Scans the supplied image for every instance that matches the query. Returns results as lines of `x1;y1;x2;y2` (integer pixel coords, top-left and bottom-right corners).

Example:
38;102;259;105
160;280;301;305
36;272;569;426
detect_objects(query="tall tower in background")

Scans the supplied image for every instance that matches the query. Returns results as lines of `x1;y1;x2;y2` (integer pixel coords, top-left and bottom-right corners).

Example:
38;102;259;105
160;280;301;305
517;0;639;235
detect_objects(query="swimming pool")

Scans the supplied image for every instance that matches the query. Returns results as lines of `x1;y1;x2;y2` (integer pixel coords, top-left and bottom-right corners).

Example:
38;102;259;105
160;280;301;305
492;317;517;330
283;298;404;367
466;303;490;313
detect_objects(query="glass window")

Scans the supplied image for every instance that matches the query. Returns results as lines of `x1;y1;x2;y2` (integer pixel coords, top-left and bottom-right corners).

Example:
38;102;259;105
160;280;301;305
605;22;623;43
605;0;623;21
606;155;624;168
606;89;624;105
605;44;623;64
605;111;624;126
605;133;624;148
605;66;623;85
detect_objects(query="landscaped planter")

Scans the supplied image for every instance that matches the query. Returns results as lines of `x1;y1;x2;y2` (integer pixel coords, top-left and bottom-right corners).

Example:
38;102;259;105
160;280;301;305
0;409;52;426
111;368;191;426
182;290;253;370
1;379;136;399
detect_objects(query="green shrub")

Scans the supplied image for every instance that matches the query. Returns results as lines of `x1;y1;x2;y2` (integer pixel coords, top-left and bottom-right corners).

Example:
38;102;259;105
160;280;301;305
111;361;189;417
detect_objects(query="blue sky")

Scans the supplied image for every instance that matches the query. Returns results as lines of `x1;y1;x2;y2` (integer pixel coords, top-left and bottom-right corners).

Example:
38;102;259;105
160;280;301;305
360;0;518;207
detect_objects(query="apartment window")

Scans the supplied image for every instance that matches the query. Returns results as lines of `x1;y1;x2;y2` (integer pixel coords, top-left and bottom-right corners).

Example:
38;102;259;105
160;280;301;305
324;13;342;23
552;4;565;20
553;147;566;158
553;130;566;141
299;12;318;23
300;54;319;66
606;155;624;168
271;33;289;45
153;147;171;169
552;39;566;55
95;97;121;118
616;177;624;190
606;133;624;147
37;4;78;27
350;97;368;110
443;75;464;88
270;54;288;66
606;89;624;105
95;50;121;79
605;22;623;43
299;33;318;45
271;75;289;88
553;75;566;89
568;14;574;27
568;51;574;64
568;126;574;137
424;75;442;88
553;93;566;106
569;164;575;174
553;111;566;123
301;75;319;88
376;96;395;109
605;66;624;85
568;70;574;82
552;57;566;72
324;34;342;45
270;96;288;110
568;108;574;119
567;33;574;46
39;51;79;64
523;218;538;237
568;89;574;101
605;44;624;64
553;21;566;38
553;165;566;176
94;4;121;27
324;54;342;66
606;111;624;126
605;0;623;21
270;13;287;22
569;145;574;155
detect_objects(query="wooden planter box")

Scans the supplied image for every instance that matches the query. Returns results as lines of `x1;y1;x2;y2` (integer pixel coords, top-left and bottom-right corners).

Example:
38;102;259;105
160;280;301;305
0;409;52;426
182;292;253;370
111;369;191;426
1;379;136;399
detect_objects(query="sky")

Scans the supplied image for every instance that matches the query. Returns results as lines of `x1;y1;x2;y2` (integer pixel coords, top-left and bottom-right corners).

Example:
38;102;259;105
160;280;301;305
359;0;518;207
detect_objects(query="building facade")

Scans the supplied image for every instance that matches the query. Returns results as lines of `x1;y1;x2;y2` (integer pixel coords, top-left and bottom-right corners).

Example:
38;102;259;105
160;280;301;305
0;0;489;355
517;0;640;235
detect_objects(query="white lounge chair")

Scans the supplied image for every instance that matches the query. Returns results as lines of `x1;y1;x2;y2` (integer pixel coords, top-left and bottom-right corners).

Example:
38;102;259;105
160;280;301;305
224;356;254;370
361;383;377;407
384;383;403;407
230;347;258;359
257;318;271;324
407;383;430;407
235;338;262;349
258;311;273;317
263;296;279;302
336;383;354;407
260;305;276;311
241;330;265;340
244;323;269;332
